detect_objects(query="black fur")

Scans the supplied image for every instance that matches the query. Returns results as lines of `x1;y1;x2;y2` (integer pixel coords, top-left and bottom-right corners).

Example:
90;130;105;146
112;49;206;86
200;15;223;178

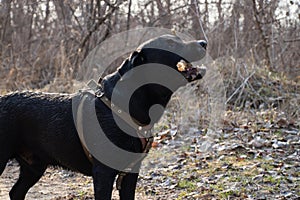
0;35;206;200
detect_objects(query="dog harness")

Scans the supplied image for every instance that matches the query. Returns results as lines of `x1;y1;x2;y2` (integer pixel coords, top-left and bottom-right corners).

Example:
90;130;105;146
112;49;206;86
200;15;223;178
79;79;154;190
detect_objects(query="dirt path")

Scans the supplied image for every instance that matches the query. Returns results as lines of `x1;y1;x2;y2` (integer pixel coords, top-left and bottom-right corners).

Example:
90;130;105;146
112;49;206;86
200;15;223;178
0;160;151;200
0;161;94;200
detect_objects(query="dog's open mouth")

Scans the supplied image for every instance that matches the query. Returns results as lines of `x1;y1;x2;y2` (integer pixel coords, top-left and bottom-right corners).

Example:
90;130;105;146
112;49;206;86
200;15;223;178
176;60;206;81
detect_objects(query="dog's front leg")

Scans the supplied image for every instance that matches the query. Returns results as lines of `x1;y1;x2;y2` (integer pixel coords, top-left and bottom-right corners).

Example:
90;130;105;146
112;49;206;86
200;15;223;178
92;160;118;200
119;172;139;200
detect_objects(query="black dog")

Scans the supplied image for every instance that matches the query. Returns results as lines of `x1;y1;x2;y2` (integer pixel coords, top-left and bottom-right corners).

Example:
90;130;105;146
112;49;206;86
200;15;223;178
0;35;207;200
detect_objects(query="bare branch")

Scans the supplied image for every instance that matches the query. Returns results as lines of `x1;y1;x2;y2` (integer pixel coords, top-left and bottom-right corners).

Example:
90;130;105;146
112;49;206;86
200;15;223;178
79;3;120;49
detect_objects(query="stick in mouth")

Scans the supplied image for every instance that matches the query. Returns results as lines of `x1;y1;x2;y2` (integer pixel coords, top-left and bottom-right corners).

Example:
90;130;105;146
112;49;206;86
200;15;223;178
176;60;207;81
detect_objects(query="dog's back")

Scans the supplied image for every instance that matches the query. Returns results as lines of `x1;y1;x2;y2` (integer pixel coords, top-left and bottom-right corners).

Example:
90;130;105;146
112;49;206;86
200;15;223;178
0;92;92;177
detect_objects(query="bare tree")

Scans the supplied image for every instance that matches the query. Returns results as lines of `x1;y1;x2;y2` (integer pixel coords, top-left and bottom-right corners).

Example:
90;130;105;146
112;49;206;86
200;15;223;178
0;0;298;91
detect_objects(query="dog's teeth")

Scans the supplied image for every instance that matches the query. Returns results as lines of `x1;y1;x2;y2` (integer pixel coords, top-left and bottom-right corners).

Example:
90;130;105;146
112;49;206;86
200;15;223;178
197;65;207;77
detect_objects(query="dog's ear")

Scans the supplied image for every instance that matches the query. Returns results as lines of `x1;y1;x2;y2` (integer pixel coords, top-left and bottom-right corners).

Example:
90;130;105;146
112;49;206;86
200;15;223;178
129;51;144;66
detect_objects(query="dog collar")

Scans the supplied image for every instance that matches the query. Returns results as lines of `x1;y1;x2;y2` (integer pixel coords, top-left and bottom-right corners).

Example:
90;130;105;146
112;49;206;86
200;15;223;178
87;79;154;150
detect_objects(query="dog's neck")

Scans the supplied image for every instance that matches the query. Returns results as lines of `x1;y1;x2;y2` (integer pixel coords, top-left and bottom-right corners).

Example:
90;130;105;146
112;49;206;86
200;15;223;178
100;56;174;126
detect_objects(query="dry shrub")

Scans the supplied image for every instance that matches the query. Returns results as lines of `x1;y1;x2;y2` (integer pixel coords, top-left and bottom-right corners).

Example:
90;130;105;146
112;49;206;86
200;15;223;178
215;56;300;119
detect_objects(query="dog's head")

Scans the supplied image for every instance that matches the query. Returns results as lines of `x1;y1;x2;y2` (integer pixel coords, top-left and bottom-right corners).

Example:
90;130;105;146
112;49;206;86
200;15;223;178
117;34;207;82
101;34;207;125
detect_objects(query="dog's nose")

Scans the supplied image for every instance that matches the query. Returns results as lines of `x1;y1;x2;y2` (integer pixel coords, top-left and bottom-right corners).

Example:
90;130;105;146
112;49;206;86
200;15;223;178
198;40;207;49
